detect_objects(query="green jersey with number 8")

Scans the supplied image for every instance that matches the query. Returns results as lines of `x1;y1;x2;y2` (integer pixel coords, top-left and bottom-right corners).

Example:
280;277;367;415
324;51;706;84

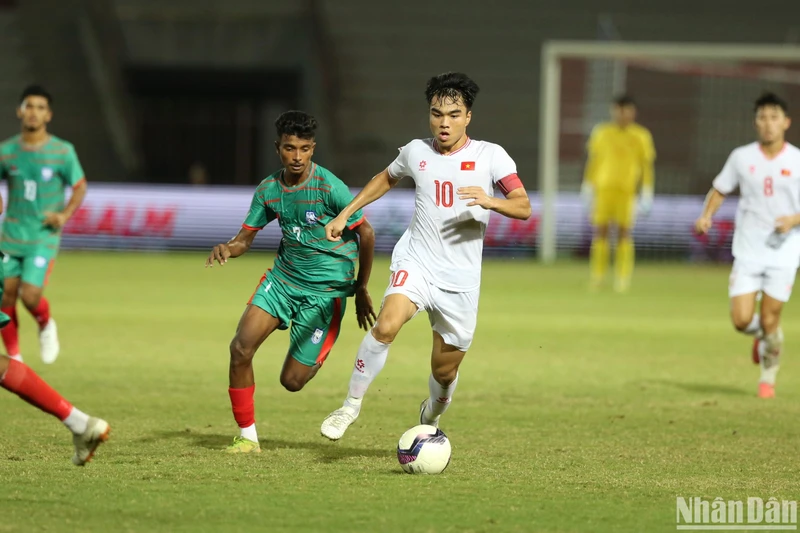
0;134;85;257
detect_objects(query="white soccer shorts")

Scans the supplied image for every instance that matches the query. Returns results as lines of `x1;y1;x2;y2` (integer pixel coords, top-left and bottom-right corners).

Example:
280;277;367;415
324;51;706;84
729;259;798;302
382;261;479;351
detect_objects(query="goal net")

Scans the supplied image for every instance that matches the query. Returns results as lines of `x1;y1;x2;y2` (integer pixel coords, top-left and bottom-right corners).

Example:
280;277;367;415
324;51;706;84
537;41;800;263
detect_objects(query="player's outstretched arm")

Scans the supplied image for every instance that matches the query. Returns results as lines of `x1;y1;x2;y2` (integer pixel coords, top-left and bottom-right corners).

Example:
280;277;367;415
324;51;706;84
695;188;726;235
354;218;377;330
457;186;531;220
326;169;400;241
205;227;259;267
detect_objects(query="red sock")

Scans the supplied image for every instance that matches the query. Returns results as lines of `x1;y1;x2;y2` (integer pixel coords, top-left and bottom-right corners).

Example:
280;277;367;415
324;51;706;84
1;358;72;420
228;385;255;428
1;306;20;356
29;297;50;330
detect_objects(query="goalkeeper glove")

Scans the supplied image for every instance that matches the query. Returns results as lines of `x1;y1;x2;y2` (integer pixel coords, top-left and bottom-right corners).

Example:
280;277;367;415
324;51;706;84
580;182;593;212
638;185;654;217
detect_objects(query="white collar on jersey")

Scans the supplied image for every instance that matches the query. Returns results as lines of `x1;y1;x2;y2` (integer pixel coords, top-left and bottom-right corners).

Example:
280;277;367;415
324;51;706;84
432;136;471;156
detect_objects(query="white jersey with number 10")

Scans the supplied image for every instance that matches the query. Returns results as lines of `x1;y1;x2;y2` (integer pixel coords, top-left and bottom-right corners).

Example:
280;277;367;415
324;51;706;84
386;137;523;293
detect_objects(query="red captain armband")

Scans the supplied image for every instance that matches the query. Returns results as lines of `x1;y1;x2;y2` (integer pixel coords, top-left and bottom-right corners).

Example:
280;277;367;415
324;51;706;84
497;174;523;196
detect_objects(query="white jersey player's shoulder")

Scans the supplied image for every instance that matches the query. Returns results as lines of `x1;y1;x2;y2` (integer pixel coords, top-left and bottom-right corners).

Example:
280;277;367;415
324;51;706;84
397;138;435;154
783;142;800;157
731;141;800;159
468;138;503;150
724;142;760;162
460;138;515;163
469;138;517;169
736;141;760;154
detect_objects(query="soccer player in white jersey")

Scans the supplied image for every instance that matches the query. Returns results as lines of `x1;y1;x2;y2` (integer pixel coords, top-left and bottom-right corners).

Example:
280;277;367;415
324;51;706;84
695;92;800;399
319;72;532;440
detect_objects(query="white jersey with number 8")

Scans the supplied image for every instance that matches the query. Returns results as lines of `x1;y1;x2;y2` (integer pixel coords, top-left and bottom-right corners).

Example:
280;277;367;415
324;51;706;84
712;142;800;269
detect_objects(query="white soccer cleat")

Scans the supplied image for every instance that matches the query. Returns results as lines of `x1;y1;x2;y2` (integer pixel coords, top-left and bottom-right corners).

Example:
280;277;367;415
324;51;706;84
320;405;359;441
72;417;110;466
39;318;59;364
419;399;440;428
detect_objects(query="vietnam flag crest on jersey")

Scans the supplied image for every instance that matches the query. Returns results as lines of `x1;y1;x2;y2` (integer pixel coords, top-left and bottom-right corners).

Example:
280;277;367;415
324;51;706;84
461;161;476;171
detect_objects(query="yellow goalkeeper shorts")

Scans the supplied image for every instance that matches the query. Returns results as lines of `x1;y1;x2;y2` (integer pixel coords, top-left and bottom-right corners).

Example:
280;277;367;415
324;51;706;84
592;192;636;229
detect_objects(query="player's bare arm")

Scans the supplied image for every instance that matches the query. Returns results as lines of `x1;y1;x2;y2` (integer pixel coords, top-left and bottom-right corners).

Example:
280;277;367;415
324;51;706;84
354;218;377;330
44;179;86;229
326;168;400;241
775;214;800;234
457;186;531;220
206;227;258;267
695;188;726;235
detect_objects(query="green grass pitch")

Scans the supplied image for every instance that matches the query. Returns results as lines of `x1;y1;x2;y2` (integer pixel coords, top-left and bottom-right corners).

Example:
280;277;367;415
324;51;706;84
2;251;799;532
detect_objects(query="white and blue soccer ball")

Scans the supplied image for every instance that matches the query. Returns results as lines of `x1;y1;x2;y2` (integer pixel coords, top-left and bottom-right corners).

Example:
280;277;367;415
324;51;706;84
396;424;451;474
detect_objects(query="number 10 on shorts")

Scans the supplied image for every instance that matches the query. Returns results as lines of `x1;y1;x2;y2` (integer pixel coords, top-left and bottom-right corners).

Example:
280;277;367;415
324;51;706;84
390;270;408;287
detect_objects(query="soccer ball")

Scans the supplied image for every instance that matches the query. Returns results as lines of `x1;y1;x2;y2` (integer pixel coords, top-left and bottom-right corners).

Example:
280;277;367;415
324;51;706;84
396;424;451;474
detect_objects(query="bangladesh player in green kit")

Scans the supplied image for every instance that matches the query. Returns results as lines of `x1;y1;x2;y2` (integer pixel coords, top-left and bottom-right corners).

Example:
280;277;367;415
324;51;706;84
206;111;377;453
0;86;87;364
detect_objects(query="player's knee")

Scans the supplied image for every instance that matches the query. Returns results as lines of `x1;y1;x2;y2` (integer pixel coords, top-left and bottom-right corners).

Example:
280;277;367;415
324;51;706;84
279;373;306;393
0;291;15;308
19;288;41;310
760;313;780;334
731;311;754;332
432;366;459;387
229;337;256;365
371;319;400;344
594;225;609;238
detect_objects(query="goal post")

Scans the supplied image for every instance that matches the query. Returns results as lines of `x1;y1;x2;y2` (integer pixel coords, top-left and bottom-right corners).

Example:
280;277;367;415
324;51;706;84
537;40;800;264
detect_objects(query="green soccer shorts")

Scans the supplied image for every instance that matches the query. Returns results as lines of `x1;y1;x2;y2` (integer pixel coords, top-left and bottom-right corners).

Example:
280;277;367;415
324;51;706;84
2;252;56;288
248;271;346;367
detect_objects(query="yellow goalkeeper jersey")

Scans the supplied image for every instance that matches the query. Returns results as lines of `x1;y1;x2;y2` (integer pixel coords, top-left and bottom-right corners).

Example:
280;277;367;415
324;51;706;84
584;122;656;195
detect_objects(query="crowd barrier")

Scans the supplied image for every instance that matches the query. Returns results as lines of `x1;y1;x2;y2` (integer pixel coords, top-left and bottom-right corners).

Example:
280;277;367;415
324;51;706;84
0;183;737;260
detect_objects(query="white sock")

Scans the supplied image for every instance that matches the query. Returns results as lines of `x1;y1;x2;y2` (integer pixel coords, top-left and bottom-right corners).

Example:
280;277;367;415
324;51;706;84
759;330;783;385
63;407;89;435
8;354;22;363
240;423;258;443
743;314;762;336
343;331;390;412
427;372;459;419
759;340;780;385
764;329;784;356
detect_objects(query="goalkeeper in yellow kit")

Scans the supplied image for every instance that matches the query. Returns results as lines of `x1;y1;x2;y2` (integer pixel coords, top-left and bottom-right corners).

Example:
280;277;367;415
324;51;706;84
581;95;656;292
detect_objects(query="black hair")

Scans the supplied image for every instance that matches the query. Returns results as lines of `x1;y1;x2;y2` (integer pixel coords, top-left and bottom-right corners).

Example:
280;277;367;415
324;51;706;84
754;92;788;114
275;110;317;140
613;94;636;107
425;72;480;110
20;84;52;106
